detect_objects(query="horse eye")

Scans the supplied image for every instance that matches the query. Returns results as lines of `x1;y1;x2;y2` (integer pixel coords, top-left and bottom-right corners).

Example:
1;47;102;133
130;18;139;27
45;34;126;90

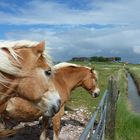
45;69;52;76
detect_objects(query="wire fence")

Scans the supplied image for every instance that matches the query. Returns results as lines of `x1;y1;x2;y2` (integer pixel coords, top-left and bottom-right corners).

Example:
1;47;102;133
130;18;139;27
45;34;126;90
79;76;119;140
79;90;108;140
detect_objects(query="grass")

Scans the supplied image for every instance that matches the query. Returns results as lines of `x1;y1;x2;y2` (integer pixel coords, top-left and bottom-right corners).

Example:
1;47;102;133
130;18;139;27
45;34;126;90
127;65;140;93
115;68;140;140
65;61;140;140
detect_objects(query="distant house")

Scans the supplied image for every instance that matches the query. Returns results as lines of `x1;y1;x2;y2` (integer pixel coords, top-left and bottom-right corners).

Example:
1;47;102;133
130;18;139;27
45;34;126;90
71;57;90;61
107;57;116;62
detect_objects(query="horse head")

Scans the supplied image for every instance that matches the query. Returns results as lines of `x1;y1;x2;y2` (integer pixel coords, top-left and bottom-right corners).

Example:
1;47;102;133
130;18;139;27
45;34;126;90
0;40;61;117
81;67;100;98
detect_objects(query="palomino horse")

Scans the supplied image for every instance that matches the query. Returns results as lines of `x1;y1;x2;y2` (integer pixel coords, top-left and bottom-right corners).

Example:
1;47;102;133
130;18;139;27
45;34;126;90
0;40;61;139
0;61;100;140
51;62;100;140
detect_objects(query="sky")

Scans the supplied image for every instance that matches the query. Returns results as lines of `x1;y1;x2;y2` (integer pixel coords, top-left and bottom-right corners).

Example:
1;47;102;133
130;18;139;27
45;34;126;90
0;0;140;63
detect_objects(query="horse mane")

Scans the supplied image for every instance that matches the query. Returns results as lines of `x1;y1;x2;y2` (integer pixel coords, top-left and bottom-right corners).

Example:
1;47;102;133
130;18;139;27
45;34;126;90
0;40;52;83
53;62;91;70
53;62;98;79
53;62;80;69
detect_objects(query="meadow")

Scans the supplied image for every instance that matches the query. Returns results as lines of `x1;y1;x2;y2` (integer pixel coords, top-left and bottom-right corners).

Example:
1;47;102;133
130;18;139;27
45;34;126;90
65;61;140;140
127;65;140;94
115;68;140;140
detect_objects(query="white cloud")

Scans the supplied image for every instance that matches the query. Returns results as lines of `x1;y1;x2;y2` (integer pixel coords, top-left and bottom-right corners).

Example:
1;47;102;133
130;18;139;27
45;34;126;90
1;0;140;63
133;46;140;54
0;0;140;25
5;25;140;62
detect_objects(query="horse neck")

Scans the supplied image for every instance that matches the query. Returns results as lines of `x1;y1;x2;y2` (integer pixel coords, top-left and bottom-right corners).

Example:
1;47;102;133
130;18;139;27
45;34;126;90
61;67;85;92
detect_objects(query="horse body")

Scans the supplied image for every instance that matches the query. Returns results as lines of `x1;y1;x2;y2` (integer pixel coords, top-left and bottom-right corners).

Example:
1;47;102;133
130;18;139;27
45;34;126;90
52;62;100;140
53;62;100;103
0;41;61;139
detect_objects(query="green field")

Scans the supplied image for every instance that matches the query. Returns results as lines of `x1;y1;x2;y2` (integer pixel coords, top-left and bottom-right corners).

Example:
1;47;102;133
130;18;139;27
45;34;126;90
115;69;140;140
66;61;140;140
127;65;140;93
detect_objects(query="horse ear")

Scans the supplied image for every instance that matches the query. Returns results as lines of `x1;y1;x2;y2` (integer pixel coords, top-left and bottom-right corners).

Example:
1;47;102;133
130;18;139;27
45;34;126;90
32;41;45;54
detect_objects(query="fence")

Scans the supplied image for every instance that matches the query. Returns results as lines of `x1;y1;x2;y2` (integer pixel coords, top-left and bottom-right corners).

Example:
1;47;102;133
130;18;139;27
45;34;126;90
79;76;119;140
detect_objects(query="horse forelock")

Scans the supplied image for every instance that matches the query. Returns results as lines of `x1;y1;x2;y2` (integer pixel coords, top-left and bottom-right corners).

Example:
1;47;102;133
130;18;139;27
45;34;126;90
0;40;37;75
0;40;52;82
93;70;98;80
78;65;98;80
82;66;98;80
0;49;20;75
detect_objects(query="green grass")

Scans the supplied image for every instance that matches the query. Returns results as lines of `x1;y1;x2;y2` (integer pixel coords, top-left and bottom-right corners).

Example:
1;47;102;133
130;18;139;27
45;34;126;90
127;65;140;86
115;69;140;140
65;61;140;139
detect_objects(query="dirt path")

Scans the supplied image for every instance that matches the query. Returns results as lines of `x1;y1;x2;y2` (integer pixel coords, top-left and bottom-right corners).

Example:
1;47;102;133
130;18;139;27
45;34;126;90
1;107;91;140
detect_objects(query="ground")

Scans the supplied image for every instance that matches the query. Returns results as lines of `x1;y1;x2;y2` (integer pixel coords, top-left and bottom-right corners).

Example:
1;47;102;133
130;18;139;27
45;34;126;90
1;107;91;140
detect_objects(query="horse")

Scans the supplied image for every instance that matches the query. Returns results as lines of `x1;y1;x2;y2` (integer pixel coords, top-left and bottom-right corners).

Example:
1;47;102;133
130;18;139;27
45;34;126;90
0;61;100;140
51;62;100;140
0;40;61;140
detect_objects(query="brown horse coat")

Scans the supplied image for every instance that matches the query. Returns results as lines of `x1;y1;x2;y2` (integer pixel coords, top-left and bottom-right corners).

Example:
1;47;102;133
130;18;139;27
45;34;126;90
0;41;61;140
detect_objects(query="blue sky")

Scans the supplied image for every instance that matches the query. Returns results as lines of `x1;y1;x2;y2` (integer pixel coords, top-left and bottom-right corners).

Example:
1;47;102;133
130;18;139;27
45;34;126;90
0;0;140;63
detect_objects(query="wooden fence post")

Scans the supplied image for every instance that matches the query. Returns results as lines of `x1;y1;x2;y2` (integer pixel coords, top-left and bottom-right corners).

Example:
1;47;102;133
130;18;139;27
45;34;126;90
105;76;119;140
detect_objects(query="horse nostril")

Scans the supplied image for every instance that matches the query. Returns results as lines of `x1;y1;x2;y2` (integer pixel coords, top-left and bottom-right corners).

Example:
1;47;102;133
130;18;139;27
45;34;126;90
57;99;61;107
52;106;57;114
94;93;98;97
52;104;60;115
51;99;61;116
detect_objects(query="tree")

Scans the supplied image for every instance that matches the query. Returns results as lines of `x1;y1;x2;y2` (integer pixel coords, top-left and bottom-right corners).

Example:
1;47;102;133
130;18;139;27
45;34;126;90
115;57;121;62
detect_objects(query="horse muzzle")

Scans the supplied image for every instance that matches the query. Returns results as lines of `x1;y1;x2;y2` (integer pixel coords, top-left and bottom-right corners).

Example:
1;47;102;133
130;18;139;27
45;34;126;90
44;99;61;117
37;91;61;117
92;88;100;98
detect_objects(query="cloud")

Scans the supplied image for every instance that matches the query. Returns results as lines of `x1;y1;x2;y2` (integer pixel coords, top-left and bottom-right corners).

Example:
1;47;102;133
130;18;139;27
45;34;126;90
1;0;140;63
4;25;140;63
133;46;140;54
0;0;140;25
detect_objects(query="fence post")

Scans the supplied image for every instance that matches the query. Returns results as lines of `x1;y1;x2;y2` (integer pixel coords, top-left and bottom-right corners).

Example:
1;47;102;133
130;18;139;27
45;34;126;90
105;76;119;140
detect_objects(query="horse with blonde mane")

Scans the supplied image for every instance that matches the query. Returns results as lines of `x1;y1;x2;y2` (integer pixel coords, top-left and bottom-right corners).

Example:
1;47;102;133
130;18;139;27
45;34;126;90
2;61;100;140
0;40;61;140
51;62;100;140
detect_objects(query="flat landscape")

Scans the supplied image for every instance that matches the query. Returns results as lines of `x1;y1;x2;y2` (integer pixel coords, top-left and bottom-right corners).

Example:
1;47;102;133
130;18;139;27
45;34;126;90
67;61;140;140
2;61;140;140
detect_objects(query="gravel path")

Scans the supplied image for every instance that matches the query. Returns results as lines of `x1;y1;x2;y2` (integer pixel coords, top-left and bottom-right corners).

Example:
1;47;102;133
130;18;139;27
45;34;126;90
1;107;91;140
59;107;91;140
